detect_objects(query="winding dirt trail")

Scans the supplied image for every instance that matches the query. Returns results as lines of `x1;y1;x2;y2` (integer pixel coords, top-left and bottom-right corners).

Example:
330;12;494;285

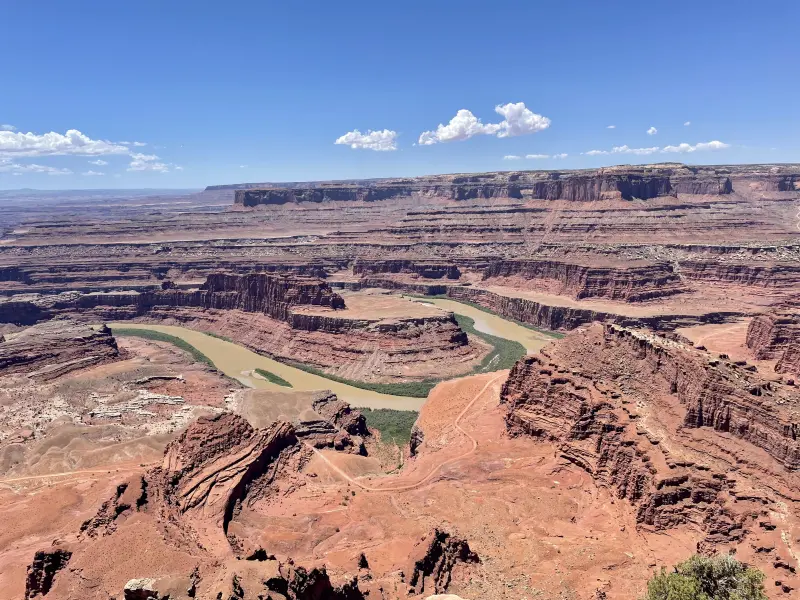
306;373;504;493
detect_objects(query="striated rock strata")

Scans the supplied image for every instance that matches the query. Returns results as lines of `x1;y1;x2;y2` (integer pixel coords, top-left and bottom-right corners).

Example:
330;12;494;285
232;164;738;207
482;259;689;301
501;323;800;569
747;302;800;377
0;320;119;379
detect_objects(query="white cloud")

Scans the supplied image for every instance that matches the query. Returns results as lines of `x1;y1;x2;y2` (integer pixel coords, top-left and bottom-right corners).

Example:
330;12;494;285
418;102;550;145
662;140;730;153
684;121;691;126
89;159;109;166
1;124;16;132
239;164;247;168
503;155;522;160
585;140;730;157
127;152;171;172
525;154;550;159
0;158;72;176
647;126;658;135
493;102;551;138
584;145;658;156
132;141;147;147
0;129;130;157
607;125;616;129
614;145;659;155
82;170;104;176
419;110;499;145
552;153;568;159
335;129;398;151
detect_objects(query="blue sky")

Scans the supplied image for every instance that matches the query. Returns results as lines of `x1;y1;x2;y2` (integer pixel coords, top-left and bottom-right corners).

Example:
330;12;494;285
1;0;797;190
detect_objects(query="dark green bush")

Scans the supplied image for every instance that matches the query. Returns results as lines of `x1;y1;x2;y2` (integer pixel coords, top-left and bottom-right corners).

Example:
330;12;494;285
643;554;767;600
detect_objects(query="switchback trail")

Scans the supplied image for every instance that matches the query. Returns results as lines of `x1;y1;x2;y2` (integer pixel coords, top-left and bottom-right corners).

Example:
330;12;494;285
306;372;505;493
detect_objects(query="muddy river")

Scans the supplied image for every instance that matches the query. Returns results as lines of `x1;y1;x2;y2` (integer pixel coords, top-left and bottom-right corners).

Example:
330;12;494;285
108;300;554;411
411;297;556;353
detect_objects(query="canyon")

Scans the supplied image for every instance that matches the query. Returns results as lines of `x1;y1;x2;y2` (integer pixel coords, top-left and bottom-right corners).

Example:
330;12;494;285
1;162;799;599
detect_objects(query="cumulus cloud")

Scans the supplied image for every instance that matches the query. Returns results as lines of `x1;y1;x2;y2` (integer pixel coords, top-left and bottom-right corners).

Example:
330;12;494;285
418;102;550;145
647;126;658;135
1;124;16;131
0;158;72;176
553;153;568;159
607;125;616;129
662;140;730;153
526;154;550;159
419;110;499;145
89;159;108;166
684;121;691;126
0;129;130;157
335;129;398;151
503;155;522;160
82;170;104;176
127;152;172;173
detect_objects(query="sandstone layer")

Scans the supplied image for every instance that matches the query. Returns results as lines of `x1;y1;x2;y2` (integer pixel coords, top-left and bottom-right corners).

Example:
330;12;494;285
747;300;800;378
501;324;800;593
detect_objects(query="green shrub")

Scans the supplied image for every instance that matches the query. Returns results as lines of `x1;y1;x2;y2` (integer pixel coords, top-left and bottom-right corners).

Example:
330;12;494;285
643;554;767;600
282;360;438;397
254;368;293;388
360;408;418;446
112;327;215;368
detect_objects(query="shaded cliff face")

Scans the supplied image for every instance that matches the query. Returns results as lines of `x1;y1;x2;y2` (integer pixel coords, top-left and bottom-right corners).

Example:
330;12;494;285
47;272;346;328
353;259;461;280
500;324;800;586
482;259;688;301
232;164;745;207
747;302;800;377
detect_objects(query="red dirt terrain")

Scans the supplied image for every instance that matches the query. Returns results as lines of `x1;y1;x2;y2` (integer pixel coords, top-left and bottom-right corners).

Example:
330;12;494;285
1;163;799;599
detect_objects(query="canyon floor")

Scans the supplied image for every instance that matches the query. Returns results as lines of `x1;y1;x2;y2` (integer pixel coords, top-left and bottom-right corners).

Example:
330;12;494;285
1;164;799;599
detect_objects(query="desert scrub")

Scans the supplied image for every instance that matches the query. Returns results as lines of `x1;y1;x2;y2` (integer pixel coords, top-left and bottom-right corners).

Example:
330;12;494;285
643;554;767;600
111;327;216;368
254;368;293;388
282;360;438;398
361;408;418;446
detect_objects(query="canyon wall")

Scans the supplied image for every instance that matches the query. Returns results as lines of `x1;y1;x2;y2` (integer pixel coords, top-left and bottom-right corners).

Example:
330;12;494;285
233;164;741;207
0;320;119;378
48;272;347;332
500;324;800;575
747;303;800;377
482;259;688;301
681;261;800;288
444;286;742;331
352;259;461;280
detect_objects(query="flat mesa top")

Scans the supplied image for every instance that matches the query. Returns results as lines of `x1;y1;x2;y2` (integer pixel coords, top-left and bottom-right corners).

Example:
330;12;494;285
292;291;445;321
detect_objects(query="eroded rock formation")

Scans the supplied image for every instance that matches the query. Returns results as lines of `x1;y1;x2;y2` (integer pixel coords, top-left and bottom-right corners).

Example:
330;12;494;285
25;547;72;599
747;303;800;377
407;529;479;596
0;320;119;379
482;259;688;301
501;324;800;569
